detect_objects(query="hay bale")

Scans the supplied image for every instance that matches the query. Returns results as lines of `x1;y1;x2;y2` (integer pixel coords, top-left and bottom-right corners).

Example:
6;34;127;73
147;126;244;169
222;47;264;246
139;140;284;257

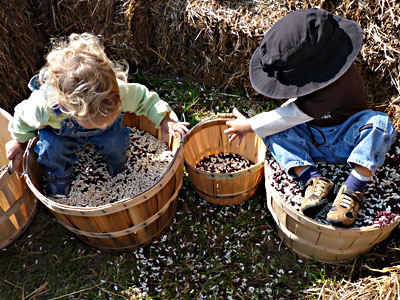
0;0;46;112
2;0;400;124
141;0;292;96
142;0;399;109
31;0;137;67
1;0;139;111
126;0;400;126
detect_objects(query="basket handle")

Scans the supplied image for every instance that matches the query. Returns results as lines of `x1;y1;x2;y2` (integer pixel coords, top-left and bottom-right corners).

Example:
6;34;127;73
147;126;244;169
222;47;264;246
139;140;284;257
22;137;37;175
0;160;19;175
0;160;19;190
9;159;22;174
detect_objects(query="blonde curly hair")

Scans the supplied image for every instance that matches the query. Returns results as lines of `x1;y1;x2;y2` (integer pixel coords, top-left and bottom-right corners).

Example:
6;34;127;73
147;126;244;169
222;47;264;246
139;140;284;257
39;33;128;121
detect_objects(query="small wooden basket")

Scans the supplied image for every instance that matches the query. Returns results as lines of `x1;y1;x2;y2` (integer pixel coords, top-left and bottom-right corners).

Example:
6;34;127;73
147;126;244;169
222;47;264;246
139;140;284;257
0;109;38;250
23;113;183;251
184;115;266;205
265;165;400;264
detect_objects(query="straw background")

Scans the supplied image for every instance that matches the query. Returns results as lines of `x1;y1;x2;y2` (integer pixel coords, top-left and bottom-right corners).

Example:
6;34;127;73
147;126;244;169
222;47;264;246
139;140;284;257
1;0;399;121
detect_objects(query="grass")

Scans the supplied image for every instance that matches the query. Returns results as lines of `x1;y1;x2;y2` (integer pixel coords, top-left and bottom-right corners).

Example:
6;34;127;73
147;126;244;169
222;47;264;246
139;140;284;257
132;73;278;126
1;74;400;299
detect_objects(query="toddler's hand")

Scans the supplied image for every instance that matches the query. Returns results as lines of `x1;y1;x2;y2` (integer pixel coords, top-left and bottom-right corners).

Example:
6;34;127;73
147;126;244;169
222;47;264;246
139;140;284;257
161;115;190;142
224;108;253;146
6;140;27;162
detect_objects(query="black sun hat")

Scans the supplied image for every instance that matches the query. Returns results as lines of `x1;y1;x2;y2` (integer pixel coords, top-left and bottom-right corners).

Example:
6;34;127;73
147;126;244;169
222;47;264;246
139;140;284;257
249;8;363;99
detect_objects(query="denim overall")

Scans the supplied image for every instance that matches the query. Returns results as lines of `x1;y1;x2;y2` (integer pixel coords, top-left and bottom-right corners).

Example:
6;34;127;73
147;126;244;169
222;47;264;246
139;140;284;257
28;75;130;195
263;109;397;178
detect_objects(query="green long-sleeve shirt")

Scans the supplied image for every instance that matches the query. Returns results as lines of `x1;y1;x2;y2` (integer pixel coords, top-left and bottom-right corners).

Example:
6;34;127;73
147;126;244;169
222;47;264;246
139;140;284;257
9;80;172;143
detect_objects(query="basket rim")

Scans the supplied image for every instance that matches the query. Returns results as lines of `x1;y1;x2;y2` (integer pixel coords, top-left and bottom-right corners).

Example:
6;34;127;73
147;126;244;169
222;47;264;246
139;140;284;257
184;117;239;142
23;132;184;216
184;116;266;178
273;224;376;264
265;167;400;234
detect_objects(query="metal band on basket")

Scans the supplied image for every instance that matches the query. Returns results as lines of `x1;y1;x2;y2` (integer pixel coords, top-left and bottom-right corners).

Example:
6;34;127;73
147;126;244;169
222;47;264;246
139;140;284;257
195;183;259;199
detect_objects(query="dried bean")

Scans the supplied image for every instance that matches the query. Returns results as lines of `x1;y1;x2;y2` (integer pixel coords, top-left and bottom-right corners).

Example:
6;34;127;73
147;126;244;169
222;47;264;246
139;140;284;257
47;127;174;207
196;153;254;173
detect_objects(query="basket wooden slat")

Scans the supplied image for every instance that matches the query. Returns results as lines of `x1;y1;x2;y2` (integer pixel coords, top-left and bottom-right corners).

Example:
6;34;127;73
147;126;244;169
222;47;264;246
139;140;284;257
184;116;266;205
265;166;400;264
23;113;183;251
0;108;38;250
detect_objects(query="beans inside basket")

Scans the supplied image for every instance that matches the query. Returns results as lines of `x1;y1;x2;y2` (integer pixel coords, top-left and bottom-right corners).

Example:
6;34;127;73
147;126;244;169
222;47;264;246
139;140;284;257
265;137;400;228
195;153;254;173
47;127;174;207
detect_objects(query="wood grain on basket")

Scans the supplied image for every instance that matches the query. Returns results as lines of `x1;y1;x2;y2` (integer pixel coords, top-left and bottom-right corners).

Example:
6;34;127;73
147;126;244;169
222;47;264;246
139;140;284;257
184;117;266;205
265;165;400;264
0;108;37;250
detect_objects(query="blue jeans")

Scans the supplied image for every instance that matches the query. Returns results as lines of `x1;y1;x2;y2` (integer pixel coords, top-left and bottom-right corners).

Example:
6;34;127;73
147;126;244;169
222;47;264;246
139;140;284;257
35;114;130;182
263;110;396;178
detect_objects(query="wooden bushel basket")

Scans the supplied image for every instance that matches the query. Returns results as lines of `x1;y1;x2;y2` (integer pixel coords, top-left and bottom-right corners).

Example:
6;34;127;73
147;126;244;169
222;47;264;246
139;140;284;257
265;166;400;264
184;115;266;205
23;113;183;251
0;108;38;250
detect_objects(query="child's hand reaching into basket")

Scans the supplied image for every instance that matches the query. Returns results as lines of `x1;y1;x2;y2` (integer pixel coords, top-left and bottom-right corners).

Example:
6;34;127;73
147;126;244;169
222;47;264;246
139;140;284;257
160;114;190;142
224;108;253;146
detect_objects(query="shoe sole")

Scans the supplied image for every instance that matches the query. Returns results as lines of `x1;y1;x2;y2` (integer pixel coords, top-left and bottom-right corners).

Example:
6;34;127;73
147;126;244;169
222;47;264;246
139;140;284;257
326;218;355;228
302;200;329;218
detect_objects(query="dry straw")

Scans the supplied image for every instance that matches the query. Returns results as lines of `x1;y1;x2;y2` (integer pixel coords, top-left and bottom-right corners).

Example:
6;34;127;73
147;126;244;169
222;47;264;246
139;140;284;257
1;0;400;126
125;0;400;118
0;1;46;111
305;267;400;299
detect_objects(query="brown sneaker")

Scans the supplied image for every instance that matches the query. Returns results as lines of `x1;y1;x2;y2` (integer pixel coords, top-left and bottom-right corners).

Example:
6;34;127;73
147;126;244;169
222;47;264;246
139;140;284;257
301;177;335;217
326;185;363;227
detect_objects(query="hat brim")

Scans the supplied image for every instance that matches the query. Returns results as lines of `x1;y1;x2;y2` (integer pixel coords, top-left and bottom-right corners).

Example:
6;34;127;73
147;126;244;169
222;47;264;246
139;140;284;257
249;14;363;99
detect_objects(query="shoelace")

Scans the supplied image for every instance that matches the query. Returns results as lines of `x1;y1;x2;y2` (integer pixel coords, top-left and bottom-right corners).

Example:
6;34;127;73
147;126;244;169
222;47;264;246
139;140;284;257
338;197;353;209
314;180;330;195
306;179;330;198
332;191;357;209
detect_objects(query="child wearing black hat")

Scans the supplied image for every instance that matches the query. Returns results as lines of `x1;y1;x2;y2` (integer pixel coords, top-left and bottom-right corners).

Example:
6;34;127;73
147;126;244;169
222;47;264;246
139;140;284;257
224;8;396;227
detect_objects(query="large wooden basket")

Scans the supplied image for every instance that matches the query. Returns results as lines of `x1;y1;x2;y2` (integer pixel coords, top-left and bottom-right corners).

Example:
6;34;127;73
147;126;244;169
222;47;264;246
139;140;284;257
265;166;400;264
0;108;38;250
23;113;183;251
184;115;266;205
